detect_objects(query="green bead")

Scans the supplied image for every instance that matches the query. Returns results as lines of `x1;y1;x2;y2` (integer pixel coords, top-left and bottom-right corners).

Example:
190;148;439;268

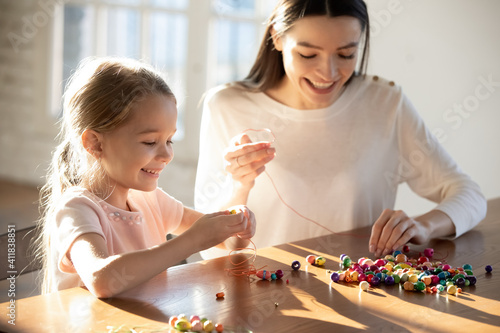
414;281;426;291
437;284;445;292
463;263;472;270
452;274;465;282
393;274;401;284
464;269;474;276
434;268;442;273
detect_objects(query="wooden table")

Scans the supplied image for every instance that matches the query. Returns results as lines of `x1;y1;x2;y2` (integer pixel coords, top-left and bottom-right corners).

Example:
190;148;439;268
2;198;500;333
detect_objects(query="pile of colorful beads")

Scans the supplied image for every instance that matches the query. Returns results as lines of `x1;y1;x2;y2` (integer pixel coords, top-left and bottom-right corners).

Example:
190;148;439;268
169;314;223;332
329;250;483;295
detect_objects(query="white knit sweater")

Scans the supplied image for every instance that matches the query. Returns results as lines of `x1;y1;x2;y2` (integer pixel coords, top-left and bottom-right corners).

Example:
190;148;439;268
195;75;486;258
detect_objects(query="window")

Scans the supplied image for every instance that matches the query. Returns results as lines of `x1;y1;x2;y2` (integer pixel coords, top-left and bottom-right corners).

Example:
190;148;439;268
53;0;276;161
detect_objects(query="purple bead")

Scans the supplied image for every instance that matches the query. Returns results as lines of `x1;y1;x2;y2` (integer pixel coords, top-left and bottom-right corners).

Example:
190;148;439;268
385;276;395;285
275;269;284;279
330;272;340;283
455;277;466;288
485;265;493;273
291;260;301;271
370;276;381;286
466;276;477;286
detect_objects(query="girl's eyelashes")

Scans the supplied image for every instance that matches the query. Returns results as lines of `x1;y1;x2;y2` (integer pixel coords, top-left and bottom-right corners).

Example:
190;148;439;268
143;140;174;146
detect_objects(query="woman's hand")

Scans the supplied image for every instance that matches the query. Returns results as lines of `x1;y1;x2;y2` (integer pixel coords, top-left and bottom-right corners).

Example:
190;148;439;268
369;209;455;257
224;133;275;189
369;209;431;257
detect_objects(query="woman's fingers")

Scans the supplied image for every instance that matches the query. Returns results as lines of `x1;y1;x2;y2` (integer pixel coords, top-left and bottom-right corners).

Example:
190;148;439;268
370;209;413;257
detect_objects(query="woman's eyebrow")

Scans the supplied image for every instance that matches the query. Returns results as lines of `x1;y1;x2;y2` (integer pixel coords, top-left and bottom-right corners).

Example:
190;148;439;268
297;41;359;50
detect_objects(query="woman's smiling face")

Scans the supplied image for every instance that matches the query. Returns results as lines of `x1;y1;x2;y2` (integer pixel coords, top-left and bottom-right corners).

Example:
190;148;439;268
271;15;362;109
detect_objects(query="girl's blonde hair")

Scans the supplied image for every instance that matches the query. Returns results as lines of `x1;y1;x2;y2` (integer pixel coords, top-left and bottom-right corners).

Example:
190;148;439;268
35;57;174;293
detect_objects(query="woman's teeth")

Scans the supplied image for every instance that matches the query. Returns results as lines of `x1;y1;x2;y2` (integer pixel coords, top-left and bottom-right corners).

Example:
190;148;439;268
310;80;334;89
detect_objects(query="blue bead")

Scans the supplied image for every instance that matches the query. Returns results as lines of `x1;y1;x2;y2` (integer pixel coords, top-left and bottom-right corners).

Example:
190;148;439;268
485;265;493;273
330;272;340;283
393;250;402;257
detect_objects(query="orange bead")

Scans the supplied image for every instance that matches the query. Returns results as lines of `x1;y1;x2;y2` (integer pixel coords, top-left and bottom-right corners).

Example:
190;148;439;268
169;316;178;327
215;323;224;332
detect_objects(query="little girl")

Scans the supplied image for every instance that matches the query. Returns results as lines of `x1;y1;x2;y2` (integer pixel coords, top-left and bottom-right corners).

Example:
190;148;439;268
36;57;255;298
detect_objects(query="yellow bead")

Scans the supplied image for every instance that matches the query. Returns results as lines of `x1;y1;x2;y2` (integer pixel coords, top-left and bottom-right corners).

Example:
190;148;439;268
447;285;457;295
409;274;418;283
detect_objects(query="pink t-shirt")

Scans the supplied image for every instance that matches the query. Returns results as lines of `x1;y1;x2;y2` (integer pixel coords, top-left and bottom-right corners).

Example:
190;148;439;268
48;186;183;292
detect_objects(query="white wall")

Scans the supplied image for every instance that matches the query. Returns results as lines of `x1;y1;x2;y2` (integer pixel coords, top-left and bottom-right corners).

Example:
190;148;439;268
0;0;499;215
366;0;500;215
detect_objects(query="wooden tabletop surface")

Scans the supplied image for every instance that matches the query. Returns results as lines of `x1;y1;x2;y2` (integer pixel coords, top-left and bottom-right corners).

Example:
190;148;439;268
2;198;500;333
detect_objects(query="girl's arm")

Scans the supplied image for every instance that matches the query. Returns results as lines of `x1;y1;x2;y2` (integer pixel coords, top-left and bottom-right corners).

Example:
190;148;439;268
69;211;250;298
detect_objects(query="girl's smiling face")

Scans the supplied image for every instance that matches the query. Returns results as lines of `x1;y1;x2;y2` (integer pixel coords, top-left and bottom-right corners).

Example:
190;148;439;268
99;93;177;196
270;15;362;109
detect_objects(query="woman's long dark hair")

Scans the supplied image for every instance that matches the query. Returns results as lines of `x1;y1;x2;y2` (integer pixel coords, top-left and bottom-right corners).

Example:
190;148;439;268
240;0;370;91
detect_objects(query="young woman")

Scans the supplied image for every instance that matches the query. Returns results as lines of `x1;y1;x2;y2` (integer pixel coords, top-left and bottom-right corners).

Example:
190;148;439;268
195;0;486;259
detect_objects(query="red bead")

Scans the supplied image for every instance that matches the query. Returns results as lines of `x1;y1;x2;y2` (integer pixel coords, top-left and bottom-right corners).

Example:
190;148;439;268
418;256;429;265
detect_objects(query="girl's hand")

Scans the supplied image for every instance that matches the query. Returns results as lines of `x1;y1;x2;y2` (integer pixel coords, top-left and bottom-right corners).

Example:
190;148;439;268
369;209;431;257
188;210;250;250
224;133;275;188
230;205;256;239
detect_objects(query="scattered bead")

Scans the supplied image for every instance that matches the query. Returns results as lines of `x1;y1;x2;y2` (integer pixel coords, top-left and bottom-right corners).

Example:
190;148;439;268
485;265;493;273
315;256;326;266
330;272;340;283
306;255;316;265
169;316;178;327
360;280;370;291
215;323;224;332
216;292;225;299
203;320;214;332
175;318;191;331
402;245;410;253
275;302;279;307
191;320;202;332
291;260;301;270
423;248;434;258
447;285;457;295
